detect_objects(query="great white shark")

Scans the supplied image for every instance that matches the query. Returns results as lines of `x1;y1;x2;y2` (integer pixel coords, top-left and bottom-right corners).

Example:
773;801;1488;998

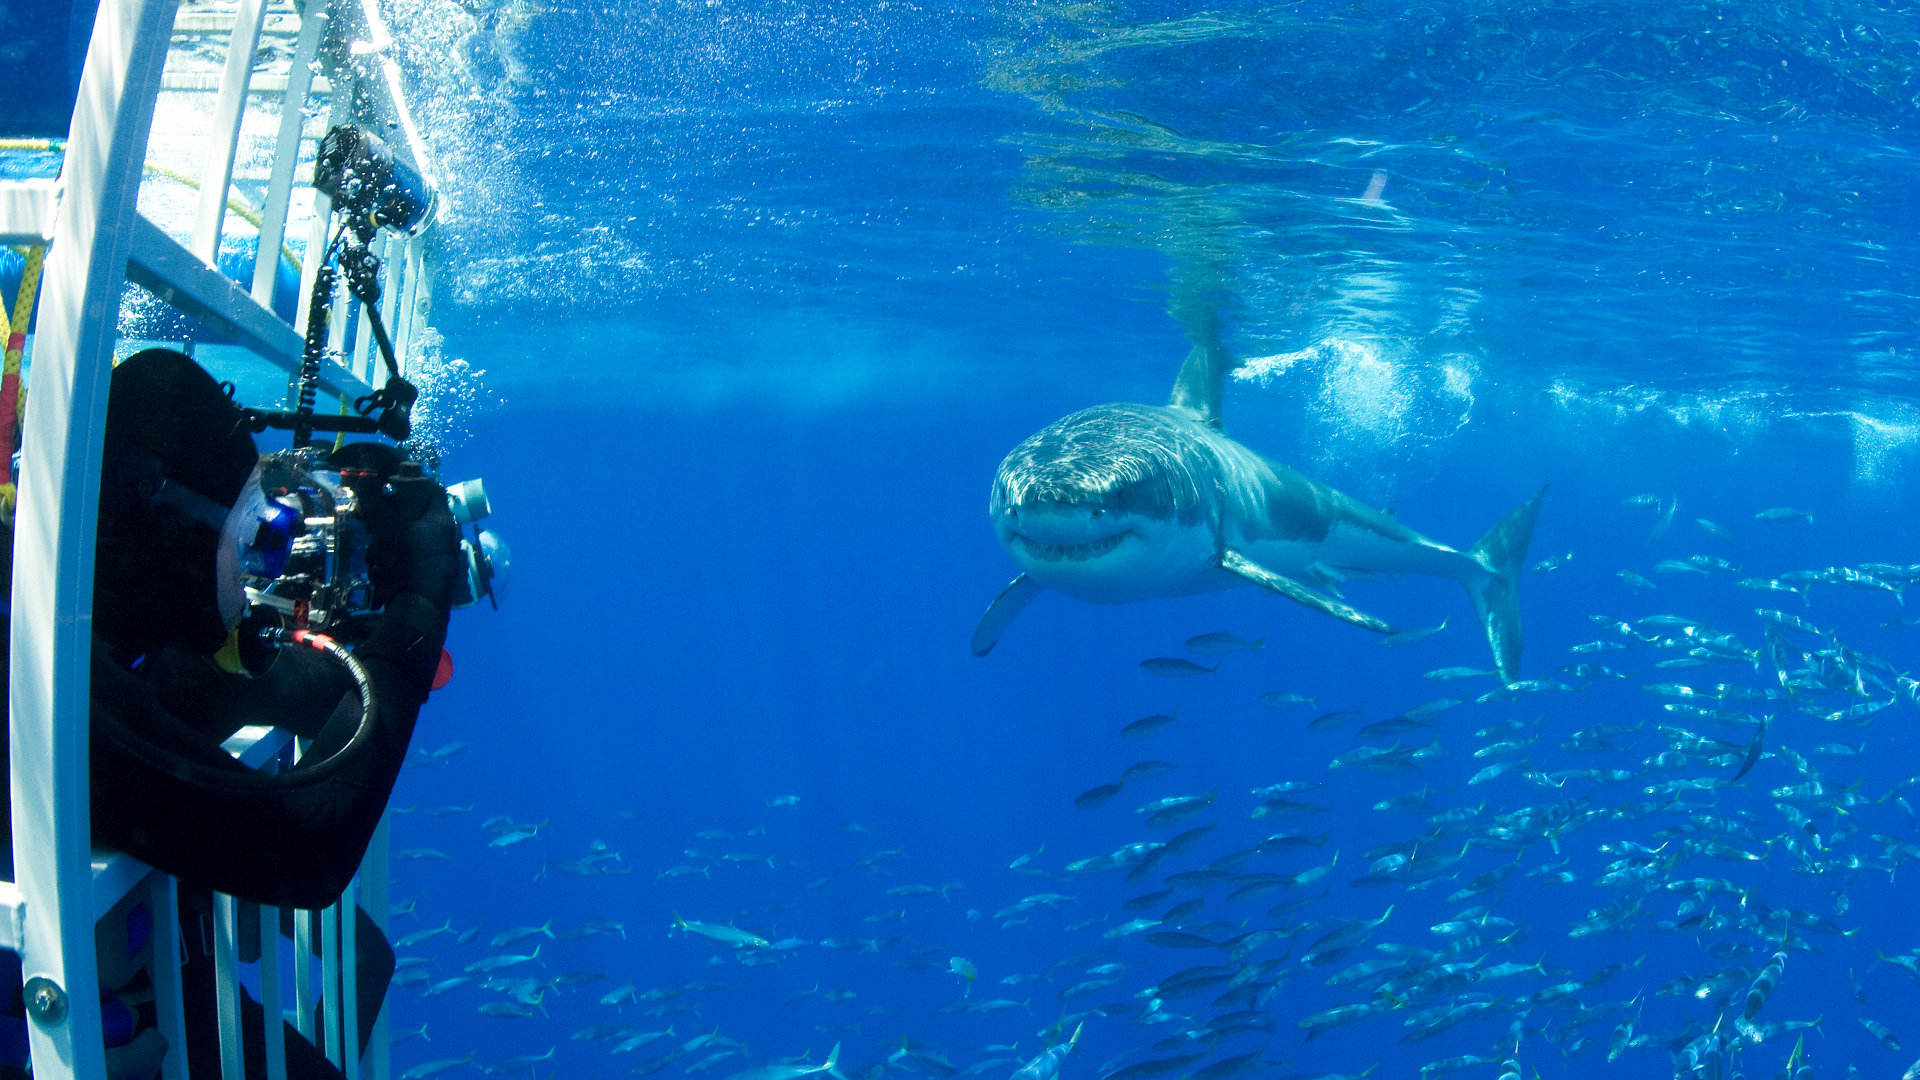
972;341;1546;683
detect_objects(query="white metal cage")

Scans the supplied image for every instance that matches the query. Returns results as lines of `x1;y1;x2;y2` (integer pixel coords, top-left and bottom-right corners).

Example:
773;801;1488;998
0;1;438;1077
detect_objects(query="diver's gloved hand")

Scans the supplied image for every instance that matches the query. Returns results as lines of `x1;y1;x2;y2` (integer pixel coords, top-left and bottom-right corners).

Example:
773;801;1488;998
363;460;461;614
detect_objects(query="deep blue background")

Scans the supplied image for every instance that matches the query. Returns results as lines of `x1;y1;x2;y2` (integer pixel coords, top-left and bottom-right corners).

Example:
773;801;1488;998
396;364;1920;1079
377;0;1920;1076
14;0;1920;1076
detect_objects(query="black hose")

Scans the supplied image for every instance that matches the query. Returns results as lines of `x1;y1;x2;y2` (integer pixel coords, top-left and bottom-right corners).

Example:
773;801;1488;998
292;229;347;447
89;592;448;909
94;629;378;792
284;630;377;772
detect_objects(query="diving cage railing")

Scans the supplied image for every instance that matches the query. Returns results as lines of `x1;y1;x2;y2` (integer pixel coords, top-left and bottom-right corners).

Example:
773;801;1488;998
0;0;438;1077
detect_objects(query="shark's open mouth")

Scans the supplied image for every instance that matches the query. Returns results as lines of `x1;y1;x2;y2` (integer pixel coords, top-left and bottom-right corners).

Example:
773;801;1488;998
1011;530;1132;563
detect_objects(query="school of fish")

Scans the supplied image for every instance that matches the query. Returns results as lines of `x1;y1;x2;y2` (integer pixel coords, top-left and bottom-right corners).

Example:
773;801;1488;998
387;499;1920;1080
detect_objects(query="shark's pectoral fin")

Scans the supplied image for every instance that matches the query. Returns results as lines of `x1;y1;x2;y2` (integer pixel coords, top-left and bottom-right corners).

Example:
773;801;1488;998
1305;562;1349;591
1222;549;1396;635
1330;564;1399;586
972;573;1047;656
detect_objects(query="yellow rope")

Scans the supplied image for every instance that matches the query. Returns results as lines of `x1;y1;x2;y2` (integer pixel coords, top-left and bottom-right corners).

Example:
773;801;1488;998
0;245;46;522
7;246;43;409
141;162;303;274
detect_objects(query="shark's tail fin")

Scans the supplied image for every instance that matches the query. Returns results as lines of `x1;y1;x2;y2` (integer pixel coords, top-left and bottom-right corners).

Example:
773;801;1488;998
1466;487;1547;684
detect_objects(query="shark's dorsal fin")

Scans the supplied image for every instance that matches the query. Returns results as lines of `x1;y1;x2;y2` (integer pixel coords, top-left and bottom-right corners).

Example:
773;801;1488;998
1167;324;1235;428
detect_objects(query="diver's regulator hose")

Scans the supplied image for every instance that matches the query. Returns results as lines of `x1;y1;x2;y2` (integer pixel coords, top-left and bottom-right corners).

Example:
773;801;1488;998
272;627;377;772
96;624;386;806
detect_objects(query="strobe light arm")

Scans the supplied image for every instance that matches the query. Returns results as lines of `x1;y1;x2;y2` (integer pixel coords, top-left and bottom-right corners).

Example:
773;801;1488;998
257;244;416;442
276;124;435;447
268;227;417;447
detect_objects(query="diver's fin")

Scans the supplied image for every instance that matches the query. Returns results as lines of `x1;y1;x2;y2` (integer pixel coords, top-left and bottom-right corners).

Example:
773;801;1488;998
1222;549;1395;634
1167;313;1236;428
972;573;1046;656
1465;486;1547;684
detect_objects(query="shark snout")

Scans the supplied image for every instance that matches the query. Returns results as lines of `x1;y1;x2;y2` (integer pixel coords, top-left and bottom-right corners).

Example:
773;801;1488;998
995;501;1142;568
1000;501;1123;544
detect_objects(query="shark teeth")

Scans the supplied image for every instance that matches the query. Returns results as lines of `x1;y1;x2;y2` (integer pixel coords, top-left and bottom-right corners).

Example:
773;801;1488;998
1013;530;1131;563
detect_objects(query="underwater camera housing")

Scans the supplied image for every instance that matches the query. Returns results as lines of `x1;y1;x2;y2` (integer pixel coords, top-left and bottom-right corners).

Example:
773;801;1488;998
239;450;373;632
236;450;508;640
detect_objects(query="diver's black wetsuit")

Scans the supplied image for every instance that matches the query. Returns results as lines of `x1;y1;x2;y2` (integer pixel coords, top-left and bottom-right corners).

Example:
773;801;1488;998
0;349;461;1080
81;350;461;911
0;472;454;906
88;588;448;909
103;574;442;1080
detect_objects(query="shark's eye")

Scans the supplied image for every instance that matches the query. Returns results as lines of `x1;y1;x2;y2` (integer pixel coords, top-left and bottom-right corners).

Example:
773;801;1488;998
1090;509;1105;519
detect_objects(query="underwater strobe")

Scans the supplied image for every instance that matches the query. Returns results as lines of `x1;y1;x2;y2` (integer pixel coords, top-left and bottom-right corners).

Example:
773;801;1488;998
312;124;436;239
445;477;511;611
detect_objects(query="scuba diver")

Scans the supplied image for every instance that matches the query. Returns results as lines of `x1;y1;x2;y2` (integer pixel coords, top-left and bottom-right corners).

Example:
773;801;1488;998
0;346;462;1079
87;346;460;904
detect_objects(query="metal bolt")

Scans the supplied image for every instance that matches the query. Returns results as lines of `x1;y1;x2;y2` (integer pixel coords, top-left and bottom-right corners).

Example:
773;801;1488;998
23;976;66;1025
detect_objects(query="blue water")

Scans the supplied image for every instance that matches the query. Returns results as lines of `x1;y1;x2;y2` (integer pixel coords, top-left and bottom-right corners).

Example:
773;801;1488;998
21;0;1920;1077
376;2;1920;1076
388;2;1920;1078
412;403;1920;1079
